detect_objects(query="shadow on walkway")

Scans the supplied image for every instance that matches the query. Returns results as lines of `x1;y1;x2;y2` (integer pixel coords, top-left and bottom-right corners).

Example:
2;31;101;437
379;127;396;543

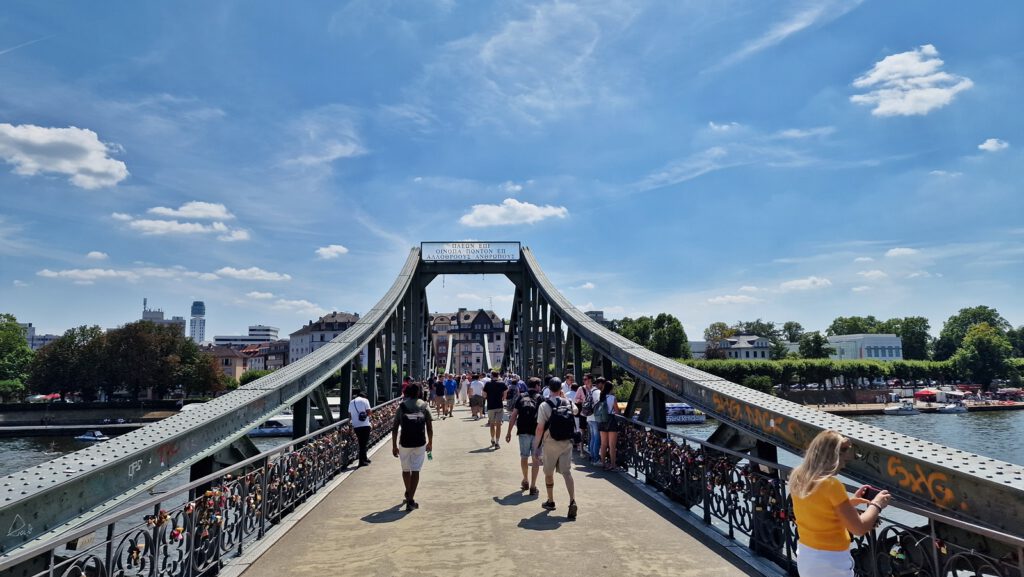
516;510;569;531
492;490;535;507
360;504;407;524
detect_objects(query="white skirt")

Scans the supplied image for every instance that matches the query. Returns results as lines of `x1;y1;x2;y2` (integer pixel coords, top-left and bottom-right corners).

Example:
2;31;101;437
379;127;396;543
797;542;854;577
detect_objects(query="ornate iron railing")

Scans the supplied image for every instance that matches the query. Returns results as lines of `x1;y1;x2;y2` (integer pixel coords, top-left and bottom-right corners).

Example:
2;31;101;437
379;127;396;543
590;416;1024;577
0;399;401;577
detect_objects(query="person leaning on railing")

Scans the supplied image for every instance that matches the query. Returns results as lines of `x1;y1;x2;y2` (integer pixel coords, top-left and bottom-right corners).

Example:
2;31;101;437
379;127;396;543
789;430;891;577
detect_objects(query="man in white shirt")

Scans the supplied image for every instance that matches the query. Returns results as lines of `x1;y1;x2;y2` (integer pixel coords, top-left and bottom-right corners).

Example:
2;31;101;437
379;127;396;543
348;388;373;467
469;374;485;419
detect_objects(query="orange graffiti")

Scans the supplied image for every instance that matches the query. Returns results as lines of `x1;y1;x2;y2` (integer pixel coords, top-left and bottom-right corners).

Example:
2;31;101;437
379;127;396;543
886;456;960;510
627;357;675;391
711;393;802;446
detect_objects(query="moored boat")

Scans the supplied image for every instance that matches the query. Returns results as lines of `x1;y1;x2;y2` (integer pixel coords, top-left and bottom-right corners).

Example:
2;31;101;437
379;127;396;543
248;415;294;437
666;402;707;424
74;430;110;442
936;401;968;414
882;400;920;416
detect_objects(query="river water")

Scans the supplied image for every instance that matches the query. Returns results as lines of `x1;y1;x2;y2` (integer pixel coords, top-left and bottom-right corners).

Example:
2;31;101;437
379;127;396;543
2;409;1022;478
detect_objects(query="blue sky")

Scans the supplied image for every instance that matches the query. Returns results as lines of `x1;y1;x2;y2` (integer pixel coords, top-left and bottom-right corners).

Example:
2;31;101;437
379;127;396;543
1;0;1021;342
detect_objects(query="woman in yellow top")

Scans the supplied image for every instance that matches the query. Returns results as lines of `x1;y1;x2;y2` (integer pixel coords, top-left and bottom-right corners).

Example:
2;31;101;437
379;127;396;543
789;430;892;577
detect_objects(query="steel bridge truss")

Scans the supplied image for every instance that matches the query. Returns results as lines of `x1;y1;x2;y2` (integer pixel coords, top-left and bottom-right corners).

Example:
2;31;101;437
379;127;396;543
2;244;1023;561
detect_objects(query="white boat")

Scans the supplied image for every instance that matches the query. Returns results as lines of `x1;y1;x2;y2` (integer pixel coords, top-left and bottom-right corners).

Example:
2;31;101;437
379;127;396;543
882;400;920;416
75;431;110;442
248;415;294;437
666;403;707;424
936;401;968;414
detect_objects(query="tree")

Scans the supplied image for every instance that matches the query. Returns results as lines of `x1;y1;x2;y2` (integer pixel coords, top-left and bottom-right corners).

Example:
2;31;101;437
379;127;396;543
1007;326;1024;358
28;325;105;398
102;321;202;399
703;322;734;360
616;317;654;349
935;306;1011;361
798;332;835;359
651;313;690;359
240;369;272;386
741;375;774;395
826;316;881;336
0;314;33;386
732;319;780;340
0;379;25;403
890;316;931;360
951;323;1012;390
782;321;804;343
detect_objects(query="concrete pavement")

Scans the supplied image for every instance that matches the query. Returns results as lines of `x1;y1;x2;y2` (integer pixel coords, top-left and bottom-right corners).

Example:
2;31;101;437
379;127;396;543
239;404;760;577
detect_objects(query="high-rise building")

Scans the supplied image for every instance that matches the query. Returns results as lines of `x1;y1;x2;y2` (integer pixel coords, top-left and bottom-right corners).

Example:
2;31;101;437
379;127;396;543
189;301;206;343
214;325;280;348
141;298;186;335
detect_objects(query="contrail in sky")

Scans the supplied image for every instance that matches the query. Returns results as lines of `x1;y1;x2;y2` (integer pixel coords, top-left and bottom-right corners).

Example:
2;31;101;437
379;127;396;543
0;35;53;57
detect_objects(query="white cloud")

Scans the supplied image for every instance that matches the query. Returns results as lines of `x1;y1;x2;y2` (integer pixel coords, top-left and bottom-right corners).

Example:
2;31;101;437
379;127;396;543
128;219;222;235
0;123;128;189
929;170;963;177
885;247;919;257
37;268;138;282
850;44;973;116
707;294;762;305
111;212;133;221
711;1;863;71
906;270;934;279
853;256;874;262
215;267;292;281
775;126;836;139
315;244;350;259
978;138;1009;152
271;298;328;317
120;214;248;242
135;266;218;281
459;198;568;227
851;285;872;293
573;282;596;290
779;276;832;291
632;146;732;192
218;229;250;242
708;121;741;132
738;285;760;292
857;269;888;280
501;181;523;193
246;291;275;300
286;105;366;167
86;251;108;260
148;201;235;220
12;280;28;287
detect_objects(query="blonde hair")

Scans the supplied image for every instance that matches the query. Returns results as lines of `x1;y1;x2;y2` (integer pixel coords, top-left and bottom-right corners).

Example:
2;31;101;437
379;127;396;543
789;430;846;498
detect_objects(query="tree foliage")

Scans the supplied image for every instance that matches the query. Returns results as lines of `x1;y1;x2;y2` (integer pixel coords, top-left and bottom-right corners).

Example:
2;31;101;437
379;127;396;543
0;313;34;386
239;369;272;386
615;313;690;358
951;323;1012;389
798;331;835;359
703;322;734;360
826;315;881;336
782;321;804;343
935;306;1011;361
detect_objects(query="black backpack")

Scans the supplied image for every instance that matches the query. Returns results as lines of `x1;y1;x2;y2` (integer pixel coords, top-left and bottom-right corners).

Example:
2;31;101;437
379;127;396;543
398;402;427;447
545;398;575;441
516;393;539;433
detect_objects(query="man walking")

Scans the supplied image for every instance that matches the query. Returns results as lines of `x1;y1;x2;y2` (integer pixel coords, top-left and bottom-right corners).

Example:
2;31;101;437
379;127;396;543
505;377;542;494
349;388;373;467
392;383;433;511
483;371;507;448
443;373;457;417
469;373;485;419
534;378;578;519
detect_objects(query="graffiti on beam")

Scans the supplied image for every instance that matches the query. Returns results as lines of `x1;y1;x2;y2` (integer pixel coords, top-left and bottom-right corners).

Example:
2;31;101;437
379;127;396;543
626;357;682;395
7;514;32;537
157;442;180;467
886;456;965;512
711;393;808;448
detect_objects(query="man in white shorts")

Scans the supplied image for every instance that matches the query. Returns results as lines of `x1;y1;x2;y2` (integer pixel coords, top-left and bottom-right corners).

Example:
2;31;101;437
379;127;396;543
392;383;433;511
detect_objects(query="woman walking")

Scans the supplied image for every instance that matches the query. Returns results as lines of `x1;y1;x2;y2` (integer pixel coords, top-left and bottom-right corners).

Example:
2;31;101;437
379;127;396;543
596;379;620;470
789;430;891;576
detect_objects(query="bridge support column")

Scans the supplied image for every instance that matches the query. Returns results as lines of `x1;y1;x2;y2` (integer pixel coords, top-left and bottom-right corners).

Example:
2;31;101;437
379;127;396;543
553;314;563;378
572;332;583;385
384;319;394;399
339;362;353;416
649;387;667;429
292;396;310;439
367;337;378;406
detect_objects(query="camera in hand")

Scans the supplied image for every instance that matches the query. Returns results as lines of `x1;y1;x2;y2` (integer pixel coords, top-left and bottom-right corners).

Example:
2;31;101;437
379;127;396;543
862;485;881;500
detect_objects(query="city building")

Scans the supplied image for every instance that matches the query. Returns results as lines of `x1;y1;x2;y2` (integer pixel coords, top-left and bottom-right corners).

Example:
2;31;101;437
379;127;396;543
289;312;360;362
206;346;246;381
689;334;771;359
189;301;206;343
828;334;904;361
262;339;290;371
585;310;613;328
141;298;186;335
213;325;280;348
17;323;60;351
430;308;506;375
240;344;264;372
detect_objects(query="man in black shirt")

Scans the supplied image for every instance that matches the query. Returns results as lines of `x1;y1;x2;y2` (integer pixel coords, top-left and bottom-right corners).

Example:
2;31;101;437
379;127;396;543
505;377;542;494
483;370;507;449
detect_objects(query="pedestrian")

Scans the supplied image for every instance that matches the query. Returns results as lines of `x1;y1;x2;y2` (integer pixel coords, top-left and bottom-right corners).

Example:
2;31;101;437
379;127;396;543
392;383;434;511
595;378;621;470
443;373;457;417
533;378;578;519
469;373;485;419
505;377;542;495
579;374;601;463
790;430;891;576
459;373;470;405
433;377;447;419
483;371;507;448
348;388;373;467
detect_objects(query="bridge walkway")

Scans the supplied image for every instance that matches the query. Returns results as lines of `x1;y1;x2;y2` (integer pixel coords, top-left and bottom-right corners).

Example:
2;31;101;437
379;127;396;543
236;405;760;577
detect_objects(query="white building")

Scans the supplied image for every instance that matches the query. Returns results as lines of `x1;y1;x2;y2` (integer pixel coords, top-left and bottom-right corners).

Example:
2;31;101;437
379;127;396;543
141;299;186;335
289;313;359;362
17;323;60;351
214;325;280;348
828;334;903;361
430;308;506;375
189;301;206;343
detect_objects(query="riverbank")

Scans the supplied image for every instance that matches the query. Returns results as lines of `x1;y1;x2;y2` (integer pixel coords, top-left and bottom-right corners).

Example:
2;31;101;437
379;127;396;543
816;402;1024;415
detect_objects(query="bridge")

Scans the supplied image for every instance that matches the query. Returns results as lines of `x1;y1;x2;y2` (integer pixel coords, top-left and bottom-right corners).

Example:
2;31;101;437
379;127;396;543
1;242;1023;577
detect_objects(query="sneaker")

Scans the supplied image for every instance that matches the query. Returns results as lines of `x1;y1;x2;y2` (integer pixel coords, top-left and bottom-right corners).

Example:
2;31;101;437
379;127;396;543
567;501;578;519
405;499;419;511
359;461;371;467
521;480;529;491
541;500;556;511
494;441;500;449
529;486;539;496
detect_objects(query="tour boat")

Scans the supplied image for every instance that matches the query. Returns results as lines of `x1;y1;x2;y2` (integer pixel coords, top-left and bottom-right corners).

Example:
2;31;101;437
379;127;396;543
882;400;920;416
74;431;110;442
665;403;707;424
248;415;294;437
936;401;968;414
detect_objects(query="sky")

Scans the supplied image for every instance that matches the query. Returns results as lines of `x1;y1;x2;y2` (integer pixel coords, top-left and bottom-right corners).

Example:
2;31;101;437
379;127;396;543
1;1;1022;342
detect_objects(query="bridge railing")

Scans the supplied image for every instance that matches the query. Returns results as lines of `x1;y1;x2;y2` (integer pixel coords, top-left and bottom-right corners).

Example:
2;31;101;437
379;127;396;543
601;415;1024;577
0;399;401;577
